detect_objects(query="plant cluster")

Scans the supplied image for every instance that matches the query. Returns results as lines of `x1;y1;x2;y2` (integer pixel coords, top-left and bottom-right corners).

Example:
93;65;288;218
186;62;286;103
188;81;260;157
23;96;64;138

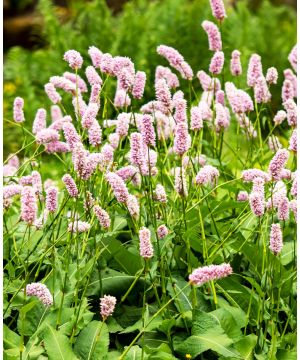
3;0;297;359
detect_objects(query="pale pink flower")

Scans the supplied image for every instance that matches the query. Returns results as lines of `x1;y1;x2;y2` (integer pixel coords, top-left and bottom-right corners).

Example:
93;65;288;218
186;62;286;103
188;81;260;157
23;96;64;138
94;205;111;229
88;120;102;147
288;130;297;152
13;97;25;123
284;69;297;95
291;177;297;197
132;71;146;99
34;209;49;230
130;132;144;167
68;220;91;233
277;197;289;221
89;84;101;106
21;186;37;225
3;184;23;199
252;177;265;196
241;169;271;183
105;172;129;203
215;90;225;106
249;191;265;217
237;191;248;202
230;50;242;76
254;76;271;103
139;227;154;259
174;97;187;124
26;283;53;306
116;113;130;138
32;109;47;134
215;103;229;132
108;133;120;149
36;129;60;145
88;46;103;68
63;72;87;93
288;45;297;73
190;106;203;131
46;186;58;213
225;82;254;113
45;141;70;154
268;149;289;180
269;223;283;255
247;54;263;87
189;263;232;286
157;224;168;239
126;194;140;218
50;76;76;94
50;105;63;122
155;66;179;88
7;154;19;168
141;114;156;147
72;94;87;117
155;79;172;109
195;165;219;186
174;122;190;156
114;89;131;108
282;79;295;103
209;51;224;74
273;110;287;126
100;295;116;319
45;83;62;104
100;53;115;75
63;49;83;69
82;103;99;129
283;99;297;127
202;20;222;51
62;123;81;151
154;184;167;203
85;65;103;86
62;174;79;198
266;67;278;84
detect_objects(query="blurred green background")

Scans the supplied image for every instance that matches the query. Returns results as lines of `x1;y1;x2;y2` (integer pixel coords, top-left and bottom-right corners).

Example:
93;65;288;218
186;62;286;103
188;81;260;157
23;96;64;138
3;0;297;157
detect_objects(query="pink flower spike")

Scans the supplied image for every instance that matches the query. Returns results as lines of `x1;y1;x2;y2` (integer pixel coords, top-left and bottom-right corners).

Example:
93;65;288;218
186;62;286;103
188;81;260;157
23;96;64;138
88;120;102;147
157;224;168;239
100;295;116;320
154;184;167;203
63;50;83;69
116;113;130;138
209;0;227;20
247;54;263;87
189;263;232;286
62;122;81;151
209;51;224;75
94;205;111;229
289;129;297;153
237;191;248;202
82;103;99;129
21;186;37;225
62;174;79;198
254;76;271;104
50;105;63;122
266;67;278;84
88;46;103;68
45;83;62;104
268;149;289;180
277;197;289;221
32;109;47;135
36;129;60;145
63;72;87;93
141;114;156;147
126;194;140;218
68;220;91;233
190;106;203;131
105;172;129;203
46;186;58;213
288;45;297;73
269;224;283;255
249;191;265;217
26;283;53;306
202;20;222;52
230;50;242;76
273;110;287;126
132;71;146;99
13;97;25;123
139;227;154;259
174;122;190;156
86;66;103;86
282;79;295;103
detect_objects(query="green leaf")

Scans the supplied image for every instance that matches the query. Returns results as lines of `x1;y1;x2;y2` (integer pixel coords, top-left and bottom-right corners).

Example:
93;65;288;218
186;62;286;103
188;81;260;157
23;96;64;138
3;324;20;349
124;345;143;360
44;325;78;360
74;320;109;360
234;334;257;360
276;350;297;360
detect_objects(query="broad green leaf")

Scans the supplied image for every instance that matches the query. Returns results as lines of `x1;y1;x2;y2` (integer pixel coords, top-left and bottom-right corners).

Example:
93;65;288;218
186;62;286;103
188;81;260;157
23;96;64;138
44;325;78;360
276;350;297;360
74;320;109;360
209;308;243;340
17;302;46;337
175;331;240;359
3;324;20;349
234;334;257;360
124;345;143;360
